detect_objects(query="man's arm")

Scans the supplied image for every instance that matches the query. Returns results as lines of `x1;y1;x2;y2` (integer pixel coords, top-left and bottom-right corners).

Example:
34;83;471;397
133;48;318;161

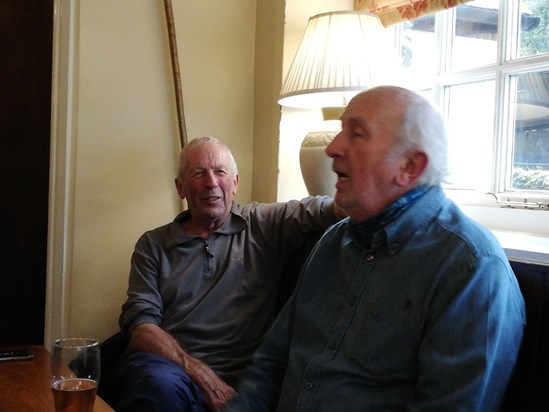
412;256;525;411
129;323;235;412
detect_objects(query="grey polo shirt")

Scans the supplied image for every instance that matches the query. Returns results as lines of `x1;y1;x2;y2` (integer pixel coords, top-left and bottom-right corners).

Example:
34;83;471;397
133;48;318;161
119;196;336;386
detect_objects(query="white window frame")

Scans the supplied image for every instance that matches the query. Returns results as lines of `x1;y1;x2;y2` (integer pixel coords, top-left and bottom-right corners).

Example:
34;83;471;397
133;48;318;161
398;0;549;263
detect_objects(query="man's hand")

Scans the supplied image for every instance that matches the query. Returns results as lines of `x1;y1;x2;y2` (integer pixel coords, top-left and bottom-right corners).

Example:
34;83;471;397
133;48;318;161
183;354;235;411
129;323;235;411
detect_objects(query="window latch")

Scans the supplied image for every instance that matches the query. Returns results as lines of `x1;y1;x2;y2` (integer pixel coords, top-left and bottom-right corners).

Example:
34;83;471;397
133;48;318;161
486;192;549;210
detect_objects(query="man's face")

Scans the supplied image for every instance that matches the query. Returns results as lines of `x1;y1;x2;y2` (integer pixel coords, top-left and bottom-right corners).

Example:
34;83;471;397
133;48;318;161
326;90;412;222
175;143;239;227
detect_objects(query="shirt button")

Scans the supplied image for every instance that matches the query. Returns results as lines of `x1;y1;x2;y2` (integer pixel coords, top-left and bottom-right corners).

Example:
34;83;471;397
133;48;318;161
366;254;374;261
349;296;357;307
305;381;313;390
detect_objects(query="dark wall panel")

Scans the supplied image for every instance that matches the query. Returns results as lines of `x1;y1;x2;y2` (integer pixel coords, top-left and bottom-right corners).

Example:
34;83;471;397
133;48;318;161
0;0;53;345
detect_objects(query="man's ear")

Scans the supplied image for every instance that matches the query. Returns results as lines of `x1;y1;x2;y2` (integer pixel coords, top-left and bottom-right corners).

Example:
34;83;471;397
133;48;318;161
175;178;186;200
395;151;428;187
232;174;240;196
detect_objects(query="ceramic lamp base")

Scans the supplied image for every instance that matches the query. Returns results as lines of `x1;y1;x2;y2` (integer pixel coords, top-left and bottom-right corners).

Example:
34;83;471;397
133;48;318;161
299;131;337;197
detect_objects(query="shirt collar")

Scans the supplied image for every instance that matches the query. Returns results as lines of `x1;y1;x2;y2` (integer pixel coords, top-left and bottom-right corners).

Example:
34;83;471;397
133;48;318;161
384;185;445;254
350;185;432;248
347;185;445;253
166;202;247;249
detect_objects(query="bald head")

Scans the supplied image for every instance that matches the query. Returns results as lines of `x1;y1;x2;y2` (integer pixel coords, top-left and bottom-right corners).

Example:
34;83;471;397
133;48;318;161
350;86;449;186
326;86;449;221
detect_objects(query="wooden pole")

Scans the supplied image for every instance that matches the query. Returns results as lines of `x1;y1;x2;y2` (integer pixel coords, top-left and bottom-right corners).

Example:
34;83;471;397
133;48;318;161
163;0;188;148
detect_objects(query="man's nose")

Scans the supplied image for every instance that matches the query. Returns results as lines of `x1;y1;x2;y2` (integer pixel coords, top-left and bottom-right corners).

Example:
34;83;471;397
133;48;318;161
205;171;218;187
326;131;343;158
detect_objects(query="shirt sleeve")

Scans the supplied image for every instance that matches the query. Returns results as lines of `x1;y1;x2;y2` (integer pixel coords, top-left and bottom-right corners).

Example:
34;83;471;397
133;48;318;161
247;195;337;254
119;232;164;333
410;255;525;411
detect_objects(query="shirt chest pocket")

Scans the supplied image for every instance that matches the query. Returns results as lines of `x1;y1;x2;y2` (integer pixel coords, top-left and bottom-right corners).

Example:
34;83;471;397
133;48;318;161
345;299;422;380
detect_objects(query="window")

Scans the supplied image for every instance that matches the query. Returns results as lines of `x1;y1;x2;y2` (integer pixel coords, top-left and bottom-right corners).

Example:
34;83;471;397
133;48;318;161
393;0;549;206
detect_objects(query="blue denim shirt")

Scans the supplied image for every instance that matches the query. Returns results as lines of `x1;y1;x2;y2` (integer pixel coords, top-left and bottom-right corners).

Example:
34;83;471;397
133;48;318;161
227;185;526;411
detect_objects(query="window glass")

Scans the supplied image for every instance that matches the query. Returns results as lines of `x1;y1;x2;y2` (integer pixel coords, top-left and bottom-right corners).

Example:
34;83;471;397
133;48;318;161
446;81;495;190
398;22;438;89
510;71;549;191
519;0;549;57
392;0;549;201
450;0;499;71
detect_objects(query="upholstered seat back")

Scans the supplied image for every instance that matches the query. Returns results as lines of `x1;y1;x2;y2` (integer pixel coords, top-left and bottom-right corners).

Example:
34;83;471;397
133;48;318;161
501;260;549;411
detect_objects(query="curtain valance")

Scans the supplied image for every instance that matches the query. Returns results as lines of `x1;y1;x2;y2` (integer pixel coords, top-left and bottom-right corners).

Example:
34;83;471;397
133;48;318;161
354;0;473;27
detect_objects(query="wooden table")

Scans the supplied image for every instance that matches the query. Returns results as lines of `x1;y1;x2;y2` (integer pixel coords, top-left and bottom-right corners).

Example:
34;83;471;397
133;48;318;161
0;345;113;412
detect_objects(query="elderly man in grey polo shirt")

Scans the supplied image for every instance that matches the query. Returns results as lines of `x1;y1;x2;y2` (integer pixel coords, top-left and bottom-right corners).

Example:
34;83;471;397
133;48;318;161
100;136;342;412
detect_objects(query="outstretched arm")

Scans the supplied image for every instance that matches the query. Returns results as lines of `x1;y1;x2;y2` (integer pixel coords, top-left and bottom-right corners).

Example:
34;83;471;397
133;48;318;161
129;323;235;412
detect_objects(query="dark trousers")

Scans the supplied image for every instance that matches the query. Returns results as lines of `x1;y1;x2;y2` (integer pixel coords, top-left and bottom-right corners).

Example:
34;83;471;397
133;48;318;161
100;351;204;412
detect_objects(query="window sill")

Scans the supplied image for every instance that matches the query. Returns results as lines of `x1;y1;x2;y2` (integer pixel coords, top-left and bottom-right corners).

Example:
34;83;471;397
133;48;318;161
491;230;549;266
458;204;549;266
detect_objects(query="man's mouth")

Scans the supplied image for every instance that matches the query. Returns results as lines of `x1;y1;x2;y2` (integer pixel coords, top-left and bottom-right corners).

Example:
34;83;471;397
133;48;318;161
335;171;350;181
204;196;222;202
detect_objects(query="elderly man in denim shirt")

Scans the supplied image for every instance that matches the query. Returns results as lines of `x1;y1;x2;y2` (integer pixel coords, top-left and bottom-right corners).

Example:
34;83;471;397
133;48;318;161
226;86;526;411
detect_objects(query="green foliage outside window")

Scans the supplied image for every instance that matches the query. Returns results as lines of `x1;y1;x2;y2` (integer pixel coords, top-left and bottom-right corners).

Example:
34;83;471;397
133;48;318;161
522;0;549;55
513;168;549;190
516;0;549;191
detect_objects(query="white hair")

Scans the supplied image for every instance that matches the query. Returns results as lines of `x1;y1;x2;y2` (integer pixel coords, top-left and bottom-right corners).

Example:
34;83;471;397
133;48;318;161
176;136;238;179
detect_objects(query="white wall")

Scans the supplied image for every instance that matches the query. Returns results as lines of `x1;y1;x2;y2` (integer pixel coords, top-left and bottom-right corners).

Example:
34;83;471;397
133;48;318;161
252;0;286;202
48;0;259;344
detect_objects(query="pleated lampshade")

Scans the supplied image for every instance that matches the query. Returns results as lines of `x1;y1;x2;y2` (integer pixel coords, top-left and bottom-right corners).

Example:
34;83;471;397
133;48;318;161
278;11;385;109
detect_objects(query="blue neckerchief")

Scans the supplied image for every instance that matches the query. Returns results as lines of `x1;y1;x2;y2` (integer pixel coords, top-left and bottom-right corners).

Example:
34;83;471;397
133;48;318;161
351;185;431;248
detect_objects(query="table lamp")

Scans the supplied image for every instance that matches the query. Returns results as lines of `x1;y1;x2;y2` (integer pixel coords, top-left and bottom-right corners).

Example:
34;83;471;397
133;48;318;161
278;11;385;196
